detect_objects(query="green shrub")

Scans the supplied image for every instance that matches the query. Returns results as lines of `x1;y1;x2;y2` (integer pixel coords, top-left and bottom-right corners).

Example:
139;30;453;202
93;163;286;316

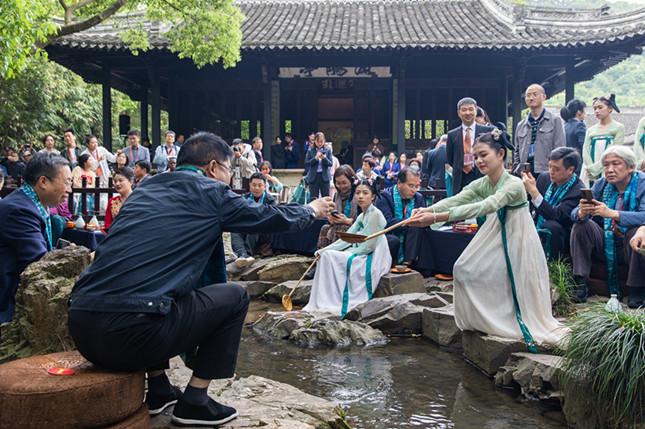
548;258;576;317
561;306;645;428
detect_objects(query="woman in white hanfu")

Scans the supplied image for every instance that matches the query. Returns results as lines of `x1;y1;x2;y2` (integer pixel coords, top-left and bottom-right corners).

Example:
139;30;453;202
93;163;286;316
409;129;567;350
304;180;392;317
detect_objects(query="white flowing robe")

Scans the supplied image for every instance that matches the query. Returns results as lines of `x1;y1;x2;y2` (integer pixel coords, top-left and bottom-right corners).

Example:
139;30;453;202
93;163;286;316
304;204;392;316
430;172;567;347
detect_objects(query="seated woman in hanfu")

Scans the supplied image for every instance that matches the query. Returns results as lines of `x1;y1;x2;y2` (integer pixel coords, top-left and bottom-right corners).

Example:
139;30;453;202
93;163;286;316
304;179;391;317
408;129;568;350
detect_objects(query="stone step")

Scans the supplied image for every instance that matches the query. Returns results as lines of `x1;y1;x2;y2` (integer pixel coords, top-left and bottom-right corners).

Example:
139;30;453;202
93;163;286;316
462;331;528;377
421;305;462;350
374;270;425;297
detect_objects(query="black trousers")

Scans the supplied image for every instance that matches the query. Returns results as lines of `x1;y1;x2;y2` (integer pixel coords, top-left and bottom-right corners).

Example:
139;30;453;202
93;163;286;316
538;220;569;260
308;172;330;199
69;283;249;380
386;228;423;267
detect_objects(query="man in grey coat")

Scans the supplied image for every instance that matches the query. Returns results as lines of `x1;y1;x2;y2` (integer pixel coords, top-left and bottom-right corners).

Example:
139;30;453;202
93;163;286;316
513;84;565;175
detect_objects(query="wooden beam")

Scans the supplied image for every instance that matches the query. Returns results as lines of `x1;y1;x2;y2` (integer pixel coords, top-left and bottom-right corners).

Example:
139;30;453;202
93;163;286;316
102;63;113;152
565;63;575;103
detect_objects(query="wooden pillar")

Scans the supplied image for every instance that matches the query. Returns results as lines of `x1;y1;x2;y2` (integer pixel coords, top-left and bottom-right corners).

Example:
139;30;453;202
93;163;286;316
102;64;112;152
140;90;149;141
565;63;575;103
149;66;161;149
392;78;406;155
512;63;526;134
262;78;279;163
168;82;179;132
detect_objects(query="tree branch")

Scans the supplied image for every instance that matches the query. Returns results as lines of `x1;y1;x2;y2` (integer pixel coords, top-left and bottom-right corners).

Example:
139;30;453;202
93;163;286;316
58;0;68;10
44;0;127;45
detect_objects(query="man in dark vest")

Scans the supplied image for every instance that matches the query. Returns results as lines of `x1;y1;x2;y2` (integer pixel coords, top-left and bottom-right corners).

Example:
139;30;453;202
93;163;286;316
68;132;335;426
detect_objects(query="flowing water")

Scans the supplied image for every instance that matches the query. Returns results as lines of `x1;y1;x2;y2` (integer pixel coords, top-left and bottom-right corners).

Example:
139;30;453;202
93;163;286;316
236;305;567;429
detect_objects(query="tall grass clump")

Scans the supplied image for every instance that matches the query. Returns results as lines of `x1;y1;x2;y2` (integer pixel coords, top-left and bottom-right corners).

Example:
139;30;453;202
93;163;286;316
561;306;645;428
548;258;575;317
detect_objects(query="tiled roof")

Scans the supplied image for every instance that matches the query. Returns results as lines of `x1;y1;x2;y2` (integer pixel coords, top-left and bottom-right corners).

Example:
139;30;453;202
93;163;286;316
53;0;645;52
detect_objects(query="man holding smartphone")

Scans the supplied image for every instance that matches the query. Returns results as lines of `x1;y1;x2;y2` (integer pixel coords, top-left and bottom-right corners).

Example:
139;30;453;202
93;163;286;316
522;147;583;259
569;146;645;307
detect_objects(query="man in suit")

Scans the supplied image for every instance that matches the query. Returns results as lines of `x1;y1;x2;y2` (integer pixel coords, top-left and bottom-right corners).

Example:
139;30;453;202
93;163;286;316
446;98;494;195
0;153;72;328
305;132;333;198
124;129;151;167
376;168;426;267
61;128;82;168
513;84;565;175
522;147;584;259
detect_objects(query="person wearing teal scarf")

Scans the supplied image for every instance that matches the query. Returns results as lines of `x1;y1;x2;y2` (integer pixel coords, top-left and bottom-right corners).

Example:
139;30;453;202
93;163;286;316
570;146;645;307
522;147;584;259
375;168;426;267
231;173;276;268
0;153;71;324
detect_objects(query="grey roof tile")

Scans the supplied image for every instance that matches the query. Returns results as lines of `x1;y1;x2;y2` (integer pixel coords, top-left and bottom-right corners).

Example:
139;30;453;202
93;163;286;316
52;0;645;52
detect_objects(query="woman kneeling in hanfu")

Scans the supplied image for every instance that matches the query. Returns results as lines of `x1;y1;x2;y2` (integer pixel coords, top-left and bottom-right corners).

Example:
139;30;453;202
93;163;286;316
409;129;567;350
304;179;392;317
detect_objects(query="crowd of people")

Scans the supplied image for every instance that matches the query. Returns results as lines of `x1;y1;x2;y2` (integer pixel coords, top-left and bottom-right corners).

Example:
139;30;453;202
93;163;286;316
1;83;645;427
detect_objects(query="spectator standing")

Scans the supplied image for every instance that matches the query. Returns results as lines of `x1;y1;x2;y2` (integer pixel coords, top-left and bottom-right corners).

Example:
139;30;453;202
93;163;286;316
251;137;264;166
305;132;333;198
153;130;181;173
560;99;587;175
82;135;116;187
39;134;60;156
61;129;82;168
124;130;151;167
632;116;645;171
283;133;299;169
426;135;448;189
270;136;286;169
512;84;565;175
231;139;255;181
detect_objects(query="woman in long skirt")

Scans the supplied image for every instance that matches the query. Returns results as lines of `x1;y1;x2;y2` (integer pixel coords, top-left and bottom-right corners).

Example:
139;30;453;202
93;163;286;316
409;130;567;349
305;180;391;317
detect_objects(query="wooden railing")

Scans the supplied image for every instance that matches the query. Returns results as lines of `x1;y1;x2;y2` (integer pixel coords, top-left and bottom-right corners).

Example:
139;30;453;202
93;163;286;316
68;177;115;222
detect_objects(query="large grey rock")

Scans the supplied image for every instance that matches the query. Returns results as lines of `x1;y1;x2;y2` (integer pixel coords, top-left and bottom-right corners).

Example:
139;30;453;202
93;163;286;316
494;353;563;402
236;280;276;299
422;305;462;350
462;331;527;376
262;280;313;305
252;311;388;348
0;247;92;362
374;270;425;297
344;293;449;335
257;256;315;283
424;277;454;294
154;359;351;429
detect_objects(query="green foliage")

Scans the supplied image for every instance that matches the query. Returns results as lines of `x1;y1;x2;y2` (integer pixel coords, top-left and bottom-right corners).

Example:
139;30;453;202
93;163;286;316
0;57;142;150
548;258;576;317
561;306;645;428
0;0;244;79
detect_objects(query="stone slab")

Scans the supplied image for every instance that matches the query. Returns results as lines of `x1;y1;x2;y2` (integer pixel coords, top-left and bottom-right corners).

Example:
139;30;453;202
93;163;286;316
462;331;527;376
236;281;276;300
421;305;462;350
374;270;425;297
262;280;313;306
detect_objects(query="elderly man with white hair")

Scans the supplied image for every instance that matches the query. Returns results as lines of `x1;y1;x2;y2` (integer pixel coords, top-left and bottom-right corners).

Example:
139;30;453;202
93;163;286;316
570;146;645;307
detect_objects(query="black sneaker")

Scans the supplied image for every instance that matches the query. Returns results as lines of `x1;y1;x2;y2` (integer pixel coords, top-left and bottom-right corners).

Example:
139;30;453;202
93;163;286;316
171;397;238;427
145;385;182;415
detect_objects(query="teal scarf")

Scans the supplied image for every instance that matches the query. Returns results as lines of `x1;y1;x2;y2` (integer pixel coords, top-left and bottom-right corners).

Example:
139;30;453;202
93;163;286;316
497;202;538;353
21;183;53;251
601;172;639;295
176;165;205;176
247;191;266;205
392;186;414;263
536;174;578;229
343;197;352;218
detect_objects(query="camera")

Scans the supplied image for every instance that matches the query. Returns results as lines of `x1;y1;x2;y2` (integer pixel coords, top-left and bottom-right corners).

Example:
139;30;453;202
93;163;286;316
233;146;240;153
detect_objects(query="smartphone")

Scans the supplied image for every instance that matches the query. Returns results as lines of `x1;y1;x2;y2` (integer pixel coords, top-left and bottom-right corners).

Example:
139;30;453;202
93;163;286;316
520;163;531;173
330;210;341;218
56;238;72;249
580;188;594;202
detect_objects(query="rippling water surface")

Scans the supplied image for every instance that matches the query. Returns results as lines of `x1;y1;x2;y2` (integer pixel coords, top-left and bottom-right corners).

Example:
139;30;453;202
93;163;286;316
236;309;567;429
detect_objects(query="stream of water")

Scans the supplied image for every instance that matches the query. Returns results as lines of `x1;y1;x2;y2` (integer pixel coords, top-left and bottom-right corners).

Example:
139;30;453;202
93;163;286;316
236;326;567;429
